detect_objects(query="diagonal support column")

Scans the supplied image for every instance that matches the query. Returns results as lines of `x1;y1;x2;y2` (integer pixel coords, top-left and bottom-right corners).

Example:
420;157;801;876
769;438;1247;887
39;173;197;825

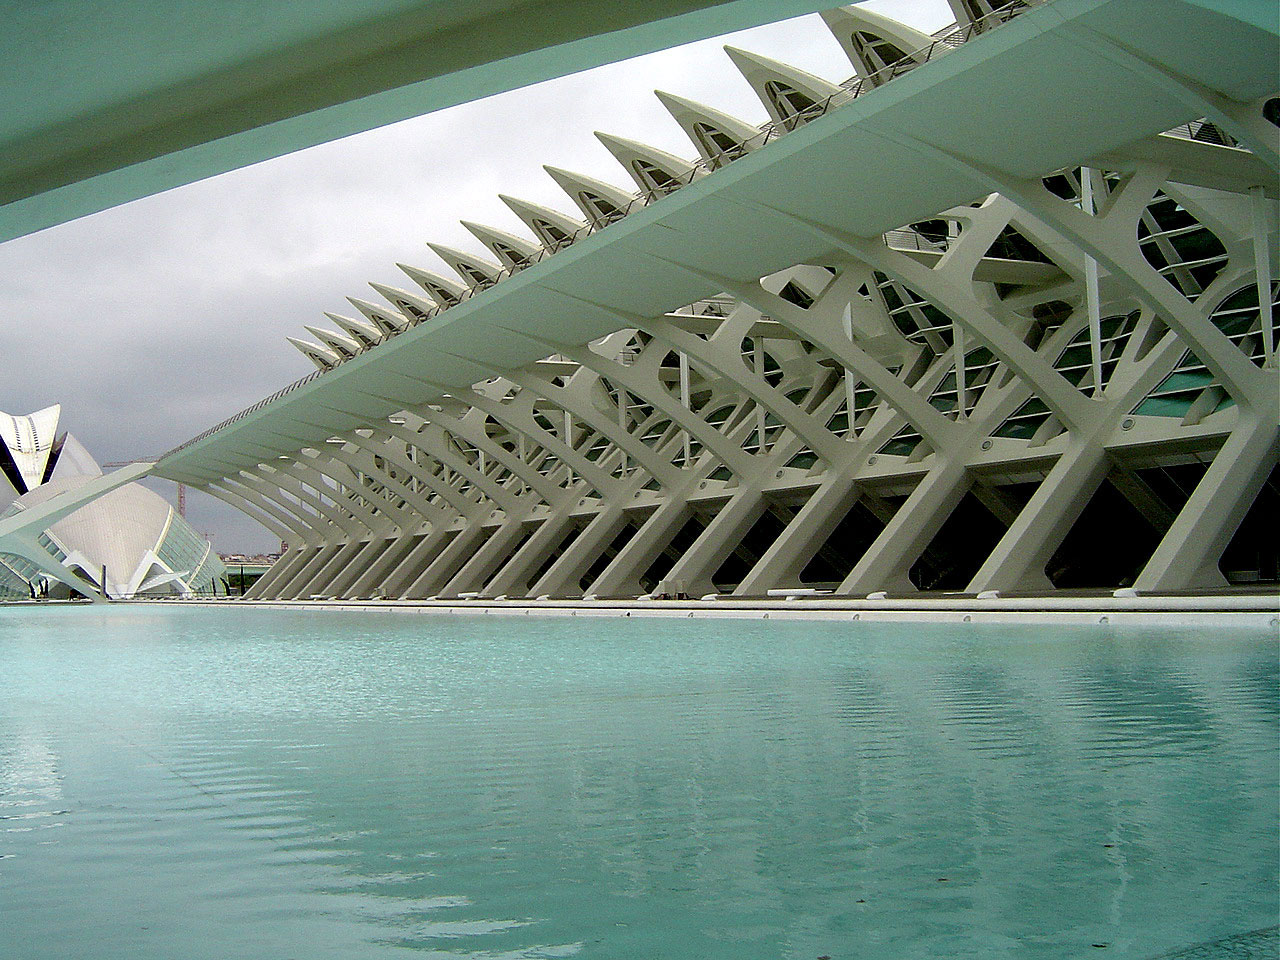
306;538;374;597
439;517;536;597
382;521;462;597
966;438;1110;593
1135;416;1279;591
484;506;587;597
244;545;312;599
528;501;633;597
402;517;499;598
735;470;861;594
659;485;767;596
284;543;351;599
838;455;971;595
586;495;694;597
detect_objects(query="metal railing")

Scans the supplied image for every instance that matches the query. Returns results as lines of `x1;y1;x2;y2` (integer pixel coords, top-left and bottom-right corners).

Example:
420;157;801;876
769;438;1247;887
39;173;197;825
161;0;1043;463
164;368;328;457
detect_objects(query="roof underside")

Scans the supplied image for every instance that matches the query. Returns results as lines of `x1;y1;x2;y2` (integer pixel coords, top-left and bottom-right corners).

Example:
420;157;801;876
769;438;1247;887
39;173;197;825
0;0;834;244
153;0;1279;485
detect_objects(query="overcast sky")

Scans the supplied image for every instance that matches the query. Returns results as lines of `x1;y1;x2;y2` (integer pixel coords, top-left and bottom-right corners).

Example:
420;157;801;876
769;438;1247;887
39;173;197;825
0;1;948;554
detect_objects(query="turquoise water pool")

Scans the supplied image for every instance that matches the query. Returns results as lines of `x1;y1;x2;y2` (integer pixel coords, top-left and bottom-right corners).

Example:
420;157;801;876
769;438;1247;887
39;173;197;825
1;605;1275;959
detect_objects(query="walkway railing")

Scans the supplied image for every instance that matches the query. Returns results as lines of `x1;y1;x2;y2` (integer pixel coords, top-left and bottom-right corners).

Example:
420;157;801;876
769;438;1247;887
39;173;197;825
160;0;1045;463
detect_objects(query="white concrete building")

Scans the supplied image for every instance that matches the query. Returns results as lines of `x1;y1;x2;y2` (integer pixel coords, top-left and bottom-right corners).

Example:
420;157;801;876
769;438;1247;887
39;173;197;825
0;406;226;599
154;0;1278;602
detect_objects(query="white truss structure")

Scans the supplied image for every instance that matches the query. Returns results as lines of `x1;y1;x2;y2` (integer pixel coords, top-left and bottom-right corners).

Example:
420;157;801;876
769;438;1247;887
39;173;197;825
156;0;1279;601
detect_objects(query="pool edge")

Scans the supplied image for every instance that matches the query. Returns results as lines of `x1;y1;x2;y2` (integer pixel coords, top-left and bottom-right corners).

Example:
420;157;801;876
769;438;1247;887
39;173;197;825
119;595;1280;629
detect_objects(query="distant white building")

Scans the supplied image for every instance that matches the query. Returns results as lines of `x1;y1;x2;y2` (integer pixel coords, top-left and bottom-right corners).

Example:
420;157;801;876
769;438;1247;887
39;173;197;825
0;405;226;599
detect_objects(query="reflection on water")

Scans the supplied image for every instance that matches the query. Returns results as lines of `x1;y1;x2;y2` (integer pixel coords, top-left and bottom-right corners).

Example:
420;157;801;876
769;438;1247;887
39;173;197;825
0;606;1275;960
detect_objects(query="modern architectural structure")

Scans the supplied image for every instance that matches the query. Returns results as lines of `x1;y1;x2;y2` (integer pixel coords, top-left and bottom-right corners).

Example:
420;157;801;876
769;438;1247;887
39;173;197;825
0;406;226;600
154;0;1278;602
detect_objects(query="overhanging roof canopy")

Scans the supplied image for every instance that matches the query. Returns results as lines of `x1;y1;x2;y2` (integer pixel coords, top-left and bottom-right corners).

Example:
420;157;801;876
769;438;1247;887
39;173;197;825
0;0;832;244
153;0;1279;486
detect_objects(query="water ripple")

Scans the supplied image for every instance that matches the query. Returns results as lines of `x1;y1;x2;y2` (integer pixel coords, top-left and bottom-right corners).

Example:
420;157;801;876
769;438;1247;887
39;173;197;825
0;607;1274;959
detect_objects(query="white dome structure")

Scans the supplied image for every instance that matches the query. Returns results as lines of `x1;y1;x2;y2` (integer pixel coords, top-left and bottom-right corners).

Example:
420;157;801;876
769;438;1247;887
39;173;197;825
0;406;225;600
